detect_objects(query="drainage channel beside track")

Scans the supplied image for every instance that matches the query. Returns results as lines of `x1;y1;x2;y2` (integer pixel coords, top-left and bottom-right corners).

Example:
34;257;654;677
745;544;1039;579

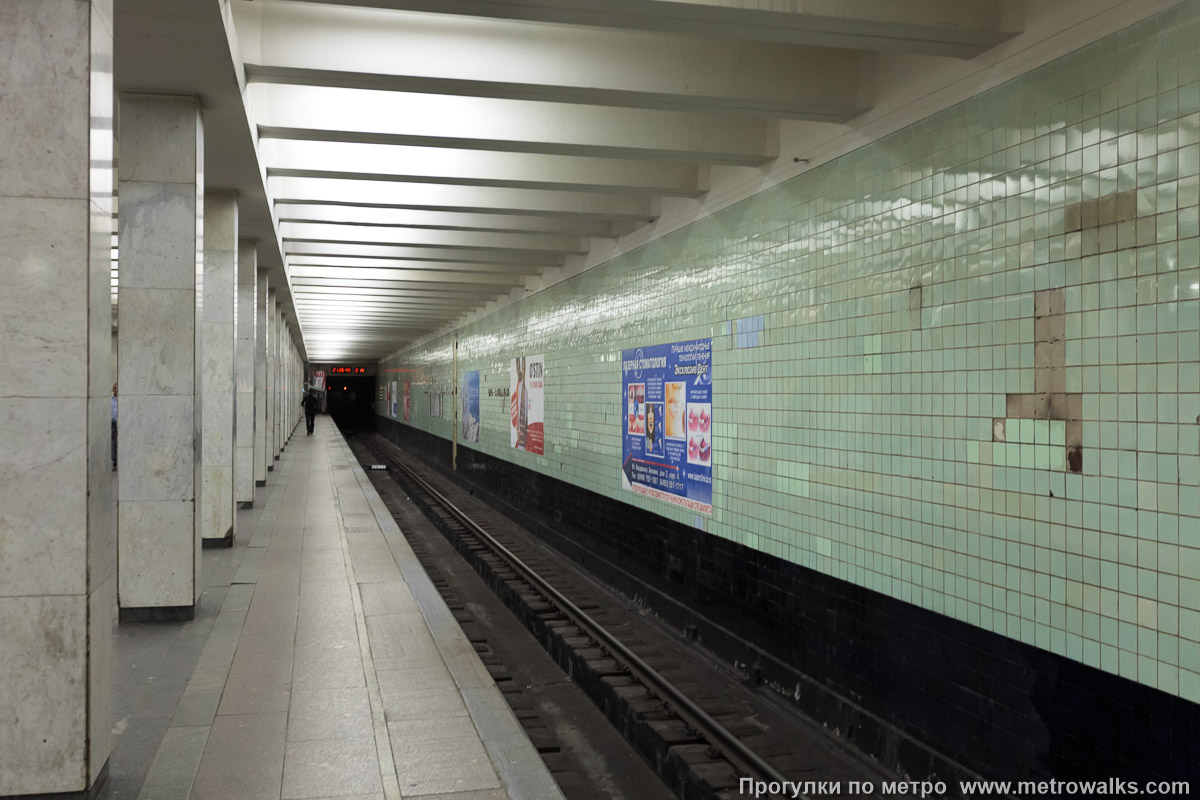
353;431;895;800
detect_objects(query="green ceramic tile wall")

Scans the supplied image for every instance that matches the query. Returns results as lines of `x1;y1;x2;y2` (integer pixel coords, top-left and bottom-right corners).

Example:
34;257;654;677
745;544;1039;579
378;5;1200;700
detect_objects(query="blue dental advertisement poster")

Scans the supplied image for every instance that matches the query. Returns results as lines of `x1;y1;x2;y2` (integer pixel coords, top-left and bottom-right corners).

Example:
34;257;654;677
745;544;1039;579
461;370;480;442
621;338;712;514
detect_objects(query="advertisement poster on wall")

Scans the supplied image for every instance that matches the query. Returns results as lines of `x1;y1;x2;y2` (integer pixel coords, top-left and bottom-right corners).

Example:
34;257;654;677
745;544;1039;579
312;370;325;391
461;370;480;442
620;338;712;514
403;380;411;421
510;354;544;454
390;381;398;418
384;380;392;415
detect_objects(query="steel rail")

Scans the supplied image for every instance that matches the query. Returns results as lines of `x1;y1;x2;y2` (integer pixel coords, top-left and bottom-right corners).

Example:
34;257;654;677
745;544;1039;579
370;435;795;795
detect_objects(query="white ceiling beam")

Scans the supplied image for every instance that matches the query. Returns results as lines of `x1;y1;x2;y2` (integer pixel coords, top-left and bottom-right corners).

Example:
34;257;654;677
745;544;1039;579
266;165;697;197
308;344;424;350
307;338;420;343
287;259;534;275
266;0;1018;57
296;302;467;315
276;204;619;238
252;86;776;165
296;306;473;320
284;241;564;266
261;141;703;197
292;281;508;297
296;296;479;307
294;297;482;312
294;273;516;289
300;320;457;329
307;341;439;348
292;279;516;295
311;353;423;359
268;178;657;220
291;273;524;289
279;222;585;253
301;312;458;321
294;291;489;307
237;2;869;119
307;336;425;342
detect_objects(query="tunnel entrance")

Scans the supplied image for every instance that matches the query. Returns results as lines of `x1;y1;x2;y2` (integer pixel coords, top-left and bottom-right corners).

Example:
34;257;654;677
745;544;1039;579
325;375;376;431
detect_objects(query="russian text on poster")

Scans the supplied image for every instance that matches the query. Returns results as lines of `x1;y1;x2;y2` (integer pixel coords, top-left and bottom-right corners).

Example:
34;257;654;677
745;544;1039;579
621;338;712;514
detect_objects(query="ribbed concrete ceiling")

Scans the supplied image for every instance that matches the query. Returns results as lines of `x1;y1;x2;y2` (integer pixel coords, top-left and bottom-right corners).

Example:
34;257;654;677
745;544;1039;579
228;0;1022;363
114;0;302;349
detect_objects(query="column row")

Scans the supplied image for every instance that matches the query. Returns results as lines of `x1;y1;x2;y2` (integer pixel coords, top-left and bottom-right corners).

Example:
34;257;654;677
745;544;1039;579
0;2;114;795
0;14;308;789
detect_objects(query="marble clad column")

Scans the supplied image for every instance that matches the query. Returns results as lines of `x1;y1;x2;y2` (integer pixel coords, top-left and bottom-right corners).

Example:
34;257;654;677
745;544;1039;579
235;241;257;503
282;317;289;438
292;342;298;427
290;339;299;431
201;191;236;546
295;343;302;429
294;341;302;429
254;270;269;484
274;300;283;454
287;329;293;433
266;287;278;468
0;2;114;793
117;92;204;619
279;325;288;448
283;337;291;437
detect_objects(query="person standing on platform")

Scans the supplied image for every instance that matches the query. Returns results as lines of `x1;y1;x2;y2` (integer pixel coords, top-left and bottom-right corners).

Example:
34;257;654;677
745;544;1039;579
111;382;118;470
302;388;319;435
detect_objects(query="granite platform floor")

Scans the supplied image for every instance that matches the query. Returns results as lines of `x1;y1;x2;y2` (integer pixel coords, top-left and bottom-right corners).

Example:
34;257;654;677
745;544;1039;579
103;416;563;800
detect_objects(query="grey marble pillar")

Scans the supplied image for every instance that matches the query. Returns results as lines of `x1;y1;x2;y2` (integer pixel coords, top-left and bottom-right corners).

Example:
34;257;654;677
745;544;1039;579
267;288;278;467
235;241;257;503
201;191;236;546
279;327;288;448
283;337;291;439
296;345;303;428
274;302;284;452
288;338;297;434
0;2;114;793
117;92;204;619
254;270;269;484
295;342;302;430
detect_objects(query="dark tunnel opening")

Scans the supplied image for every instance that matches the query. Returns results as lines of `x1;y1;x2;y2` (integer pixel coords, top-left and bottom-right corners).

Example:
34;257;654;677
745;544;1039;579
323;375;376;432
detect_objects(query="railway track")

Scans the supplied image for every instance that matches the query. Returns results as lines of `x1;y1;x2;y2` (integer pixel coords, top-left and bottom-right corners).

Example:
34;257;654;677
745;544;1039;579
355;431;893;800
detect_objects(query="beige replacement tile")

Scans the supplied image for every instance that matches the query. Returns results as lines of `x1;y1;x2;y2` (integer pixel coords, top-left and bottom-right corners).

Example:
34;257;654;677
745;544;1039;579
191;712;286;800
291;641;366;691
380;685;470;723
286;687;374;742
281;738;384;800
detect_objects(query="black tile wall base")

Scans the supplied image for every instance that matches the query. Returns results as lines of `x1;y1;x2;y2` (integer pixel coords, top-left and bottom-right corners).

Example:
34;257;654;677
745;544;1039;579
118;604;196;622
0;761;110;800
201;529;233;549
377;416;1199;784
256;479;267;486
238;500;254;509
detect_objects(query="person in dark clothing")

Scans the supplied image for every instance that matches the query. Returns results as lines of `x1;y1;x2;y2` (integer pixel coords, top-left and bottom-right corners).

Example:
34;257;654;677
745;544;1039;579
302;389;319;435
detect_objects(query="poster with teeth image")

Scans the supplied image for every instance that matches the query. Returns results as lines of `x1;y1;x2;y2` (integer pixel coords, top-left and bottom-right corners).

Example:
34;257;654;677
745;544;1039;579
621;338;712;514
